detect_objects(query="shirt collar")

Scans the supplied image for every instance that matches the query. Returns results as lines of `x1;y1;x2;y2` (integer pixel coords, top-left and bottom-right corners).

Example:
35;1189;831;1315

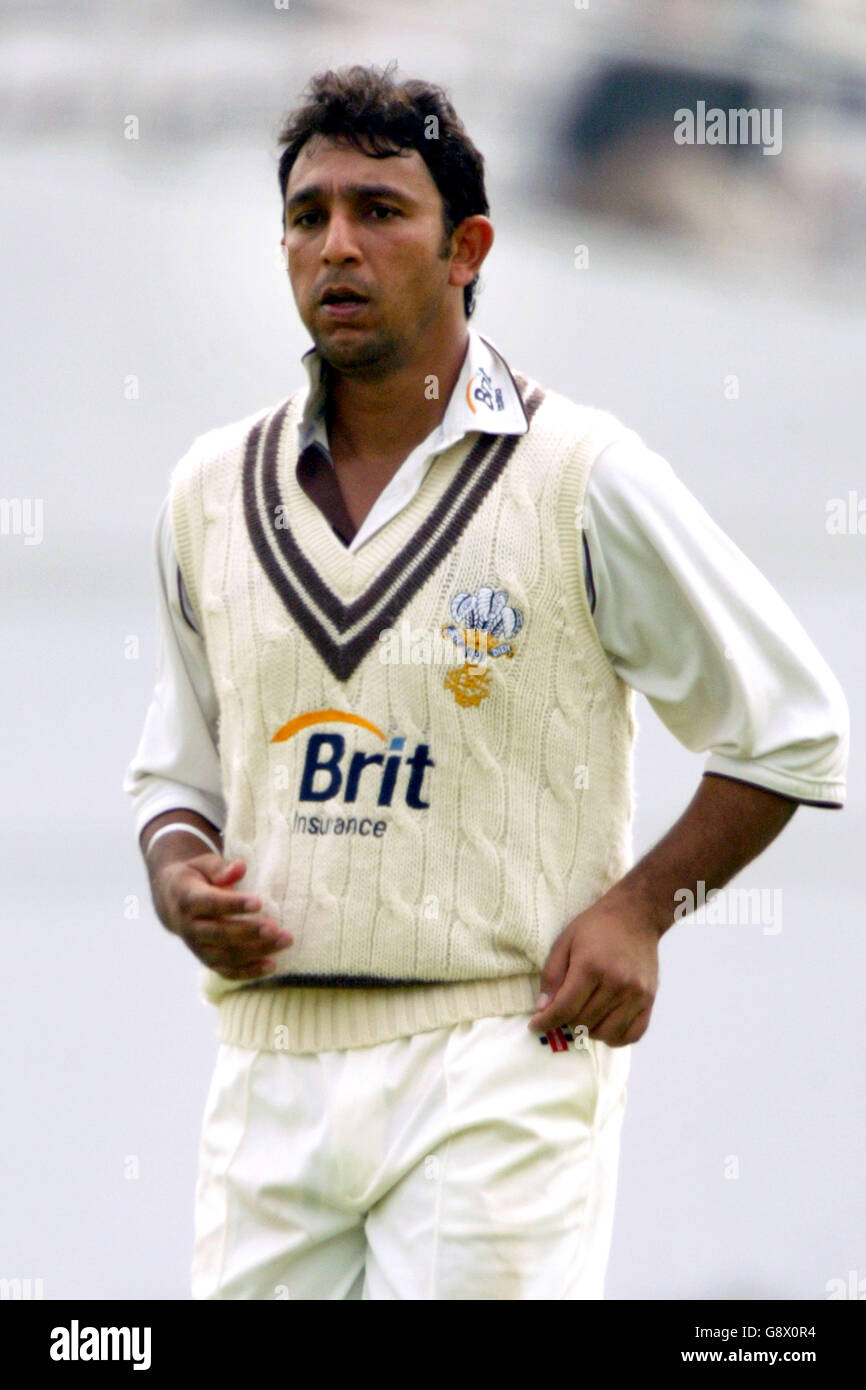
296;327;528;457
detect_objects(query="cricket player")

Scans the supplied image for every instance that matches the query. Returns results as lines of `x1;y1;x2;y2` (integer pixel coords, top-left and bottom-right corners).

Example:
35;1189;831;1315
123;64;849;1300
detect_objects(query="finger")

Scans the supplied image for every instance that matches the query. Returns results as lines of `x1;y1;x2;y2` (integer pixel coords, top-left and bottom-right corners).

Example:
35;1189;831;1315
621;1008;652;1045
185;917;290;953
184;918;284;950
187;854;244;886
213;912;288;938
194;936;279;971
201;954;279;982
531;965;609;1034
530;933;589;1029
594;1001;651;1048
573;982;630;1033
209;859;245;880
179;881;272;921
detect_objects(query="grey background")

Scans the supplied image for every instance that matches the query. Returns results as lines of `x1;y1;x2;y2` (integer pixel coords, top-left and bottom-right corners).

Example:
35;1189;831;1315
1;0;863;1298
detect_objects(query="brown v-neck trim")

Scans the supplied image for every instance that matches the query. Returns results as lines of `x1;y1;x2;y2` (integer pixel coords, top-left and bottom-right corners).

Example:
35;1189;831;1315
242;373;545;681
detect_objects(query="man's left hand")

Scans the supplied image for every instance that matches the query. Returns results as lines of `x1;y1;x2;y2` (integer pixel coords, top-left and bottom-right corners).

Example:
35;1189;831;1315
529;893;661;1047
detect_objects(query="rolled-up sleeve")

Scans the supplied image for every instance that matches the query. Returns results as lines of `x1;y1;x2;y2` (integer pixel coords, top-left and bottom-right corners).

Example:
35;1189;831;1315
122;493;226;842
583;438;849;807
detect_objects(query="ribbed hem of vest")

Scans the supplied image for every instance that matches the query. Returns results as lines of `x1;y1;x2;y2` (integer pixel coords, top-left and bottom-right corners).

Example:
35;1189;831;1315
214;973;544;1054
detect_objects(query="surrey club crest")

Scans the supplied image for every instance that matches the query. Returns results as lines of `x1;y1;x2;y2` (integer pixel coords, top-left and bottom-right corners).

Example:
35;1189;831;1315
440;586;524;707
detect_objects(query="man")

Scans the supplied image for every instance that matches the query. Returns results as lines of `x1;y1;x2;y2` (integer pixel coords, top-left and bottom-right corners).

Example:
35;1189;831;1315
124;65;849;1300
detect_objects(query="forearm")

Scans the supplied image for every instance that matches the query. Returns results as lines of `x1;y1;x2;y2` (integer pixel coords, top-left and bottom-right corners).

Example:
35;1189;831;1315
604;772;799;938
139;808;224;878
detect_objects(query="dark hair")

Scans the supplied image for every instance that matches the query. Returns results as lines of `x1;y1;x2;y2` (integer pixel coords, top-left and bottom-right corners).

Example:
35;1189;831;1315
276;63;489;318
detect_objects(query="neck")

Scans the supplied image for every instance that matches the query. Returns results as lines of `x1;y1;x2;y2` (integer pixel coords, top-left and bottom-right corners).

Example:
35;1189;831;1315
324;324;471;471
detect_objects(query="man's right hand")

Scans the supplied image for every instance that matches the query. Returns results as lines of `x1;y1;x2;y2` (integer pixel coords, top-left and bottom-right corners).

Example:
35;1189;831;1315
152;853;292;981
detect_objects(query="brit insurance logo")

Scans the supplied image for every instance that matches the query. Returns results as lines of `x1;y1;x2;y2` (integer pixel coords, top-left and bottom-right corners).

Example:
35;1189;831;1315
271;709;434;837
465;364;504;414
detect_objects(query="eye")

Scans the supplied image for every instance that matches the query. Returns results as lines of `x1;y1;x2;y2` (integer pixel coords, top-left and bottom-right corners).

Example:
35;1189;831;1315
369;205;398;220
292;211;321;228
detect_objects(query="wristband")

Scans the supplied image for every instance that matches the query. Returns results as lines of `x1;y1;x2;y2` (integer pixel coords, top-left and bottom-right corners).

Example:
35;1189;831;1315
144;821;221;859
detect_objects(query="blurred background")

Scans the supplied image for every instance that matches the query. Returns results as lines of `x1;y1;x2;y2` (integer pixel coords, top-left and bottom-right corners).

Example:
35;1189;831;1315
1;0;863;1300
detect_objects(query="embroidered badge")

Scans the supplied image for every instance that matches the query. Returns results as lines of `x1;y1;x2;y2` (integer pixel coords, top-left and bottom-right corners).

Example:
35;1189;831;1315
440;586;523;707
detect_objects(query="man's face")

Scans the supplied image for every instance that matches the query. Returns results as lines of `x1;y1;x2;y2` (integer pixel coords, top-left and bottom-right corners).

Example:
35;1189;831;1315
282;136;457;376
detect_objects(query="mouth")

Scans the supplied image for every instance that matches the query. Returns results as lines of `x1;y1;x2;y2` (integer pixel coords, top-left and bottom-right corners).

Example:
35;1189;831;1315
318;286;370;321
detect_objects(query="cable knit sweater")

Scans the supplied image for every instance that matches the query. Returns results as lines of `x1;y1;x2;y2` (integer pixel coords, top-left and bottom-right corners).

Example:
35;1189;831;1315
169;371;641;1053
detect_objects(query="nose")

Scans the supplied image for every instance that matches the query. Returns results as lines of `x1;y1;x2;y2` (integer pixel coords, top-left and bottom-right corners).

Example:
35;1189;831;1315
320;208;361;266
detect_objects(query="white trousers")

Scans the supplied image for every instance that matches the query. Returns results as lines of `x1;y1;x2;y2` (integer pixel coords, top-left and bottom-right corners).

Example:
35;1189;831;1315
190;1011;631;1300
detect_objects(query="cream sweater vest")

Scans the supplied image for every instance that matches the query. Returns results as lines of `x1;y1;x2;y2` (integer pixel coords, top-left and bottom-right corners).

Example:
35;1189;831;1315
170;371;640;1053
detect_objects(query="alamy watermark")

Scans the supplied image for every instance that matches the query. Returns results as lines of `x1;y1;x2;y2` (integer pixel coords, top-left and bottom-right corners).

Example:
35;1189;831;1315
49;1321;151;1370
378;617;486;667
673;880;782;935
826;1270;866;1300
0;497;43;545
674;101;782;157
0;1277;44;1299
826;490;866;535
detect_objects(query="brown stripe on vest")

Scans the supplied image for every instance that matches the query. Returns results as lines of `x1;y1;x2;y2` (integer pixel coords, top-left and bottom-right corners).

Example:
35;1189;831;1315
255;404;498;629
242;375;546;681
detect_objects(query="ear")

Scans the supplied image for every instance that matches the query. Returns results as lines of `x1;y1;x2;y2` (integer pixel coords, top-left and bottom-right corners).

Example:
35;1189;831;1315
447;215;494;290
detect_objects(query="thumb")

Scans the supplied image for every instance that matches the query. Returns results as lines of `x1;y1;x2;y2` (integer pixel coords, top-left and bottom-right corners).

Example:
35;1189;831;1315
196;854;246;886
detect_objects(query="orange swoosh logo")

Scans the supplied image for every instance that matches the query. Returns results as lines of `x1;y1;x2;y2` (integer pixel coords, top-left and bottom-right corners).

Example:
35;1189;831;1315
271;708;387;744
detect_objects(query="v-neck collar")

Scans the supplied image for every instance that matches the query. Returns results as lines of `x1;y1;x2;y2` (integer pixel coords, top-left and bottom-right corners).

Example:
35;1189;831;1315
242;375;545;682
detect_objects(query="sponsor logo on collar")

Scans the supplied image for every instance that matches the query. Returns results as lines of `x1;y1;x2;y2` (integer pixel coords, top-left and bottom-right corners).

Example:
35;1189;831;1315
466;364;505;414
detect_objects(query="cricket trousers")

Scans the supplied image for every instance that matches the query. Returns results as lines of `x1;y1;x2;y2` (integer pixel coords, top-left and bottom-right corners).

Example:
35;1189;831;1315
189;1010;631;1300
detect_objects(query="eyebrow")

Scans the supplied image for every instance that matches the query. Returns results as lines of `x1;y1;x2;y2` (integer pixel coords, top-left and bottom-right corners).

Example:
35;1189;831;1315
285;182;418;214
